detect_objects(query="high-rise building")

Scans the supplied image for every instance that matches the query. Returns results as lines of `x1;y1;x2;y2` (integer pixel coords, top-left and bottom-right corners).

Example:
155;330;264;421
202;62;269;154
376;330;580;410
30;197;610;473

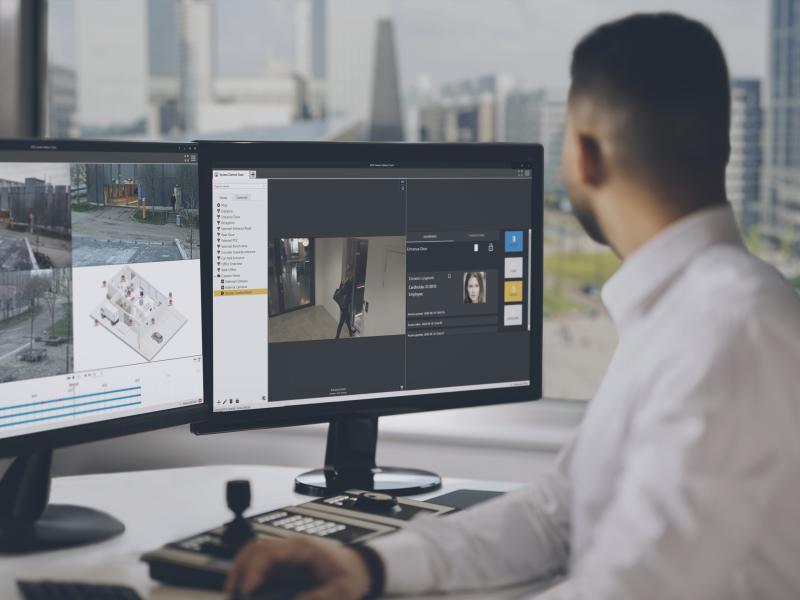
326;0;388;124
502;88;566;196
294;0;326;81
727;79;762;230
47;65;77;138
75;0;149;135
293;0;327;119
504;89;545;143
763;0;800;249
368;19;404;141
417;75;513;144
178;0;214;133
540;92;567;197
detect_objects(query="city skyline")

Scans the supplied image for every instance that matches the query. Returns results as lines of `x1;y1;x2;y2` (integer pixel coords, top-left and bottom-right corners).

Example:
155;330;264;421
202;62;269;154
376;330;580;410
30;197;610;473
49;0;768;95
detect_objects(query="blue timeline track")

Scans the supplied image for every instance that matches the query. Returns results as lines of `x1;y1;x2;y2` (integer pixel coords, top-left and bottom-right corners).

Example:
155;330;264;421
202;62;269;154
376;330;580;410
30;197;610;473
0;386;143;429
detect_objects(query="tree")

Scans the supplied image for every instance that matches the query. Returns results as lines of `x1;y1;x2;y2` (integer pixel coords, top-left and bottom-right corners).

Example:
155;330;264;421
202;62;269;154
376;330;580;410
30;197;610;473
175;164;200;258
175;164;198;209
137;164;163;208
23;274;50;350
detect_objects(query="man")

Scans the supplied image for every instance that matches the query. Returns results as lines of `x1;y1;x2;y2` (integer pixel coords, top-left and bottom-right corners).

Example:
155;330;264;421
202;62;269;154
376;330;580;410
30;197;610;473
335;268;356;339
227;13;800;599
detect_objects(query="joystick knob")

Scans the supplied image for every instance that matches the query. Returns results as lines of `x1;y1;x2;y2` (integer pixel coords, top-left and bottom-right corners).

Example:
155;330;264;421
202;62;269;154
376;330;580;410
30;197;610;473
353;491;399;512
227;479;251;518
221;480;254;549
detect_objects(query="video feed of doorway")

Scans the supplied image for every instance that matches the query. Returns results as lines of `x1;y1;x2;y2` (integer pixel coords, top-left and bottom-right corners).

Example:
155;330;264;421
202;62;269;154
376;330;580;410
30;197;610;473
268;237;406;343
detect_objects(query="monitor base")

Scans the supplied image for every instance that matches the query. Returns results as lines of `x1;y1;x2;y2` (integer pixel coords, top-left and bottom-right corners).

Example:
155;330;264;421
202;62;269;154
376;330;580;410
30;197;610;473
293;417;442;497
294;466;442;497
0;504;125;554
0;450;125;554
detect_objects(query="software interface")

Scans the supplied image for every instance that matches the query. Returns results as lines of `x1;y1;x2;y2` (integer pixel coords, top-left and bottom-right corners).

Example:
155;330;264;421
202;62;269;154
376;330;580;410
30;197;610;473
212;164;533;410
0;145;202;439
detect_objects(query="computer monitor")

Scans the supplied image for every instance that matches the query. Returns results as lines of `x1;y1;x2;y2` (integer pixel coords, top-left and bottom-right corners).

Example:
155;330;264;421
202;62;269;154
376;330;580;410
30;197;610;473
195;142;542;496
0;140;204;552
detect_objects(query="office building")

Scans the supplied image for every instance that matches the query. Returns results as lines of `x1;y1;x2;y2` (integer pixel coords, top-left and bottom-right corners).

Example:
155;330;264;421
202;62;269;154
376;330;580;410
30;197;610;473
294;0;326;81
540;93;567;197
74;0;149;135
294;0;327;119
198;67;307;134
763;0;800;250
368;19;404;141
147;0;181;135
326;0;388;124
417;74;513;144
46;65;77;138
178;0;214;134
502;88;567;196
727;79;762;230
504;89;545;144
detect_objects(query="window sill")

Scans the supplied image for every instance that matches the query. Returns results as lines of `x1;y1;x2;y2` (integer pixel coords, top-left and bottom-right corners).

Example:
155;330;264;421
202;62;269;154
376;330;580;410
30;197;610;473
276;397;585;454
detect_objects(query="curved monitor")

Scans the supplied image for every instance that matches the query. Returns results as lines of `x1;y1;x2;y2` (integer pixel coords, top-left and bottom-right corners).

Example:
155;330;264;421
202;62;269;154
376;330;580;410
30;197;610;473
0;140;204;458
195;142;542;434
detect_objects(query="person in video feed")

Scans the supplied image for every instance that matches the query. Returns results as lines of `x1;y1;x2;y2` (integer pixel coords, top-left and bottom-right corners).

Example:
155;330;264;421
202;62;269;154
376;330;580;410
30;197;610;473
335;267;356;338
463;271;486;304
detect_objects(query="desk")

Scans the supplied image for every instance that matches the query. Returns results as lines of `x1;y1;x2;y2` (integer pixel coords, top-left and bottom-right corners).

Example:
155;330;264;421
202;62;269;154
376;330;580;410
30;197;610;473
1;465;554;599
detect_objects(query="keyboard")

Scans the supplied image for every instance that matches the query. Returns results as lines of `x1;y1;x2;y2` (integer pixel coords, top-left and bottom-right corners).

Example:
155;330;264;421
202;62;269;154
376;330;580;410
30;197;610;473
142;490;457;590
17;581;141;600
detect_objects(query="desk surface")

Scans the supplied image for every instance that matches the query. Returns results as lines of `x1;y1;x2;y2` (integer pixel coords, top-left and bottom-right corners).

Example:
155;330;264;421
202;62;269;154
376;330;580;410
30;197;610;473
1;464;552;599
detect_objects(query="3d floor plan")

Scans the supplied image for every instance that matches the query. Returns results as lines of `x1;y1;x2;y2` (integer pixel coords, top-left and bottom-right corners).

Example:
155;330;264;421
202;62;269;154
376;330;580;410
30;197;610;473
90;265;186;361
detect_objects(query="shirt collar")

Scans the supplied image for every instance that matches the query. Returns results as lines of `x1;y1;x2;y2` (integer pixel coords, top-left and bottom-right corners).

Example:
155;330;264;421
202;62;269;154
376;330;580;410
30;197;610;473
601;203;744;329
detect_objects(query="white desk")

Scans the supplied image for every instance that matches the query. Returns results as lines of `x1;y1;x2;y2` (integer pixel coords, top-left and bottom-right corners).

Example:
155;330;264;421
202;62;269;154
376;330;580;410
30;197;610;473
1;465;554;599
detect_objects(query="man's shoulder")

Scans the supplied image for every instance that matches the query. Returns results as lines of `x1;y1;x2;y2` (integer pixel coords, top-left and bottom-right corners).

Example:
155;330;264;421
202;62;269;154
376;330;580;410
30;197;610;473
679;243;800;323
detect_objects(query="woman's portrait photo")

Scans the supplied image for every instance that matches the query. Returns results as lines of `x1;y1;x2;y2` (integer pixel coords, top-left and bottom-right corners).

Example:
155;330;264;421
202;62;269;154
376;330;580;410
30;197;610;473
463;271;486;304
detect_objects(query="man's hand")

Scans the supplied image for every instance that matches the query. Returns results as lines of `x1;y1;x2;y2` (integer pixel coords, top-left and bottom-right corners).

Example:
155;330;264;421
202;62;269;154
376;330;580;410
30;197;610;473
225;536;373;600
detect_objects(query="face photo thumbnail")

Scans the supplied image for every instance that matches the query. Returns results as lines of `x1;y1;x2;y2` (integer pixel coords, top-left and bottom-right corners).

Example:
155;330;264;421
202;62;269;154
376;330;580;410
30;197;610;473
463;271;487;304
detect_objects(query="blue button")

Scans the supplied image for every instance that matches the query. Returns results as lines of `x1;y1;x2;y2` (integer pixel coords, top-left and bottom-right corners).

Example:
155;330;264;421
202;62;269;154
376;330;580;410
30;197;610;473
505;231;523;252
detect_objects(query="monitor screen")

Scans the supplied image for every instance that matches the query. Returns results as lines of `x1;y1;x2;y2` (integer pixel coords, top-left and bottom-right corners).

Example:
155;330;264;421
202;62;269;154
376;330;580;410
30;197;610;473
208;145;539;417
0;142;203;445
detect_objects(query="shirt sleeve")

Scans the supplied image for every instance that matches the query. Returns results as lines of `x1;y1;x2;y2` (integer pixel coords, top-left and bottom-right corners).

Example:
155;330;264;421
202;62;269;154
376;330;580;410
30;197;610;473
535;319;795;600
369;438;575;595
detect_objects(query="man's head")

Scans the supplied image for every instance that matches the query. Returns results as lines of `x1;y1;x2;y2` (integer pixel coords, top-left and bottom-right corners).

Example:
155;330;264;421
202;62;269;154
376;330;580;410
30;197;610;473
563;13;731;247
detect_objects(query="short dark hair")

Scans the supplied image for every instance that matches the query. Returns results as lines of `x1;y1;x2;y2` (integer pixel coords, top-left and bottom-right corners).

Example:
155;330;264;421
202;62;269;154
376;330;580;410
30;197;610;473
570;13;730;186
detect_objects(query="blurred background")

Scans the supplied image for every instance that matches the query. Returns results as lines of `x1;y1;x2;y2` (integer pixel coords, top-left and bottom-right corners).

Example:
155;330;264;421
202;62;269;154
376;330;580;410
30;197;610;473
0;0;796;479
42;0;796;401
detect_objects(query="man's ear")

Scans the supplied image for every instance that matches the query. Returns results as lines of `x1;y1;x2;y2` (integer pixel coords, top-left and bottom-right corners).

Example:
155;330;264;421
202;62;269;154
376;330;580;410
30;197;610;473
576;130;606;188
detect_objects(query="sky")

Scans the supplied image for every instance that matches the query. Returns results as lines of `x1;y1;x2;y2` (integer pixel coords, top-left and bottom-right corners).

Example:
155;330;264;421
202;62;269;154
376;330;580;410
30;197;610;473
0;164;71;186
48;0;768;93
392;0;768;89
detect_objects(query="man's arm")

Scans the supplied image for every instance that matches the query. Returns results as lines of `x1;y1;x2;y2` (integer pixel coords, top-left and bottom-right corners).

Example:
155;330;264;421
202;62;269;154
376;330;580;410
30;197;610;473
226;442;574;599
369;443;574;595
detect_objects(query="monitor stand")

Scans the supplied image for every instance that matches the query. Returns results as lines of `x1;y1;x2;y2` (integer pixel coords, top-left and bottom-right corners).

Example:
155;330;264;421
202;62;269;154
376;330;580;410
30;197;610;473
294;416;442;497
0;449;125;554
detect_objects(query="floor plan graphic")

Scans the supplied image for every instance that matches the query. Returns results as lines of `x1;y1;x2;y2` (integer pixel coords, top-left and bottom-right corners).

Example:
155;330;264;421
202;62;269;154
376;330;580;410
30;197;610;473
90;266;187;361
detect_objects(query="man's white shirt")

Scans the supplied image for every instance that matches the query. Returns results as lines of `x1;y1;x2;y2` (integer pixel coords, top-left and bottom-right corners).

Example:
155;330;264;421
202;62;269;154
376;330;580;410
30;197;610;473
371;204;800;599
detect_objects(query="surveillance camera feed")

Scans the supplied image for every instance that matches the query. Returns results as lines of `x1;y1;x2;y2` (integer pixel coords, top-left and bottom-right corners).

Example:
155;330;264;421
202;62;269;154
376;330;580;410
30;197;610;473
212;162;534;409
0;144;202;441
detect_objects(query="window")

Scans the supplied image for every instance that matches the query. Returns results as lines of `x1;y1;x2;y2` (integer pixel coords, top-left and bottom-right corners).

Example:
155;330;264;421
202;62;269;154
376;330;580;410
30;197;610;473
46;0;798;402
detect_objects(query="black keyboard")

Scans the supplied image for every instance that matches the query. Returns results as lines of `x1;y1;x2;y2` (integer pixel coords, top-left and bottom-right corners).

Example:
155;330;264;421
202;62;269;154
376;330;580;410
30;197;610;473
17;581;142;600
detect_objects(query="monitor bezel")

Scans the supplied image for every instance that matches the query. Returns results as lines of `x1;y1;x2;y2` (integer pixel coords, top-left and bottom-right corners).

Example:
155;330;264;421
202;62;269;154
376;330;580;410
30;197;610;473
193;141;543;435
0;138;204;458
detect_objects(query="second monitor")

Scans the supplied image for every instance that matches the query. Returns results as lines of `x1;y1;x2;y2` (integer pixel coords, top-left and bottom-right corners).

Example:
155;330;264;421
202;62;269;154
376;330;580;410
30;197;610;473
195;142;542;495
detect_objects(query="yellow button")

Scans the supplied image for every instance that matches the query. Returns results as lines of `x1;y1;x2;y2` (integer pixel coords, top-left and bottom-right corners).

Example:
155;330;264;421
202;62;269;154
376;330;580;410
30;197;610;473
504;281;523;302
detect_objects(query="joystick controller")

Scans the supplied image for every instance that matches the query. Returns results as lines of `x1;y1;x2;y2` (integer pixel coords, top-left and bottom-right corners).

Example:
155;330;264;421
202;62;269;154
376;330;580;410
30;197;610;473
220;480;255;550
